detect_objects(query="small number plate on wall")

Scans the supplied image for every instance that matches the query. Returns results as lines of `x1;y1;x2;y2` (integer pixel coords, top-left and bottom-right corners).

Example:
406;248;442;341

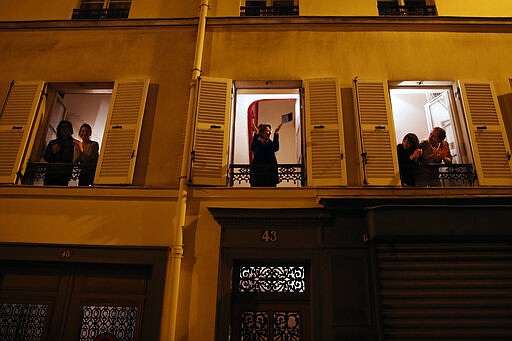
261;230;278;242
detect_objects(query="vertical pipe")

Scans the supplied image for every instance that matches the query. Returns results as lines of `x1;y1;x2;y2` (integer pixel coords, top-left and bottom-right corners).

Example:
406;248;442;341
161;1;209;340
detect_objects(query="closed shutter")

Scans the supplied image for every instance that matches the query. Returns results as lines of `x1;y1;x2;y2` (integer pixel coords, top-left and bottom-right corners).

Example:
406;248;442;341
355;81;399;186
376;242;512;339
304;78;346;186
94;80;149;185
460;82;512;186
191;77;232;186
0;81;45;184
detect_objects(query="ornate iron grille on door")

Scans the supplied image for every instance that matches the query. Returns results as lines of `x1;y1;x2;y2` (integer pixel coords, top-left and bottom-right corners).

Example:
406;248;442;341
232;263;310;340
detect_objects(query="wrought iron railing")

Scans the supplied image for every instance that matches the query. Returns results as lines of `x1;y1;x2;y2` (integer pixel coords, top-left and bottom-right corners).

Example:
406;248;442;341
72;7;130;19
22;162;95;186
20;162;474;187
240;5;299;17
415;163;475;187
378;4;437;16
229;164;304;186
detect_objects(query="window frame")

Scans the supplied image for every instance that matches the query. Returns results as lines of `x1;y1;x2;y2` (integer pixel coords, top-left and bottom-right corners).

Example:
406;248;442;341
240;0;299;17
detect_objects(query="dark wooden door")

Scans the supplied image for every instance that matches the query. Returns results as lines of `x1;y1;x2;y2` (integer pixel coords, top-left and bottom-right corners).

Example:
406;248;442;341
0;261;152;341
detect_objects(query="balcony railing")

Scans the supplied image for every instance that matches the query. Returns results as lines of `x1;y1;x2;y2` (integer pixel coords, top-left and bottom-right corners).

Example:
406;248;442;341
20;162;474;187
229;164;305;187
378;4;437;16
240;5;299;17
72;7;130;19
22;162;95;186
415;163;475;187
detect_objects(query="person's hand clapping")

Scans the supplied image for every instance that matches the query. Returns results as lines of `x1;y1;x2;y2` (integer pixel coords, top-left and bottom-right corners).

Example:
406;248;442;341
73;139;84;152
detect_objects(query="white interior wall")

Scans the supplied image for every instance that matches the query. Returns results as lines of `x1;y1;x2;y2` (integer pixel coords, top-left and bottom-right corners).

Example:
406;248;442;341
258;99;297;163
234;92;300;164
62;93;111;148
390;91;430;144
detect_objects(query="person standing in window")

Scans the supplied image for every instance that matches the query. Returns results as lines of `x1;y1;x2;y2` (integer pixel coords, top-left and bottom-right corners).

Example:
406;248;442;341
250;122;282;187
397;133;422;186
43;120;77;186
74;123;99;186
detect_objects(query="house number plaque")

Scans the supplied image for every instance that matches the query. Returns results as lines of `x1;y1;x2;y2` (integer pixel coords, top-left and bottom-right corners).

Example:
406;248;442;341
261;230;278;242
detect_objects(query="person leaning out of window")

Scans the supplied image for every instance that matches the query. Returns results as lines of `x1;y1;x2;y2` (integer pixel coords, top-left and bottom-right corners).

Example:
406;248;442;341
397;133;422;186
419;127;452;165
416;127;452;186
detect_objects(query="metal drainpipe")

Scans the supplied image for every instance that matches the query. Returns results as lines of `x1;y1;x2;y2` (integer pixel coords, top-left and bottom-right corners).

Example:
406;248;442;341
161;1;209;340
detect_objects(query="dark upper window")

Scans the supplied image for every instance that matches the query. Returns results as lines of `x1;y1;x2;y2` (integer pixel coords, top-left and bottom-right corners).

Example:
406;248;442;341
72;0;131;20
241;0;299;17
378;0;437;16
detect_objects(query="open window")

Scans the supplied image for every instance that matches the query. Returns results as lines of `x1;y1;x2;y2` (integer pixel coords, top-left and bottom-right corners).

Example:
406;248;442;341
0;80;149;186
231;83;303;188
355;79;512;187
190;77;347;188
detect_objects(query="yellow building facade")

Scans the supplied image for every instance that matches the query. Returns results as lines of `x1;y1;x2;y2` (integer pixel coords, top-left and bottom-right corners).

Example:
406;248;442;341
1;1;512;340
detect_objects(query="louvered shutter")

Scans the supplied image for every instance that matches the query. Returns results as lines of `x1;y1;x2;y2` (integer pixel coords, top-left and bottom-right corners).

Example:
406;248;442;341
0;81;44;184
355;81;400;186
460;82;512;186
191;77;232;185
304;78;346;186
94;80;149;185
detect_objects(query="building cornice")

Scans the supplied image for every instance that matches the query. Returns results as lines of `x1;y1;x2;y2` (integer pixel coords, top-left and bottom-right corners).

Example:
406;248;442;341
208;16;512;33
0;17;198;31
0;16;510;33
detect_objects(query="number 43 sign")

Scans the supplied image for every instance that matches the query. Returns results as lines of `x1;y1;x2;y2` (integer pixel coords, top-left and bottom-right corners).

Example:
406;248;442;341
261;230;278;242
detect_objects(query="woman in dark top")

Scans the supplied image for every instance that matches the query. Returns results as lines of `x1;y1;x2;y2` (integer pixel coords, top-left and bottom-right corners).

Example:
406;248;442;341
397;133;422;186
250;122;282;187
43;120;77;186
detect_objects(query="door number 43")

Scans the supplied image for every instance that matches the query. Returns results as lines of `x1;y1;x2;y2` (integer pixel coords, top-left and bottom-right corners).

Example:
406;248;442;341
261;230;278;242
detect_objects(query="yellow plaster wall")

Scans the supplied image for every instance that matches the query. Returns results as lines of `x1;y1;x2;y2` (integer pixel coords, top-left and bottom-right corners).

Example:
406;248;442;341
208;0;512;17
209;0;379;17
1;0;512;20
436;0;512;17
0;0;77;21
0;189;178;246
0;0;200;21
300;0;378;16
204;29;512;95
130;0;200;19
0;27;196;187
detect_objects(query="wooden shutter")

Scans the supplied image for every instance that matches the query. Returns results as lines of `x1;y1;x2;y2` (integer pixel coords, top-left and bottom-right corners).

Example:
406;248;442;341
191;77;232;186
94;80;149;185
304;78;346;186
0;81;44;184
355;80;400;186
460;82;512;186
